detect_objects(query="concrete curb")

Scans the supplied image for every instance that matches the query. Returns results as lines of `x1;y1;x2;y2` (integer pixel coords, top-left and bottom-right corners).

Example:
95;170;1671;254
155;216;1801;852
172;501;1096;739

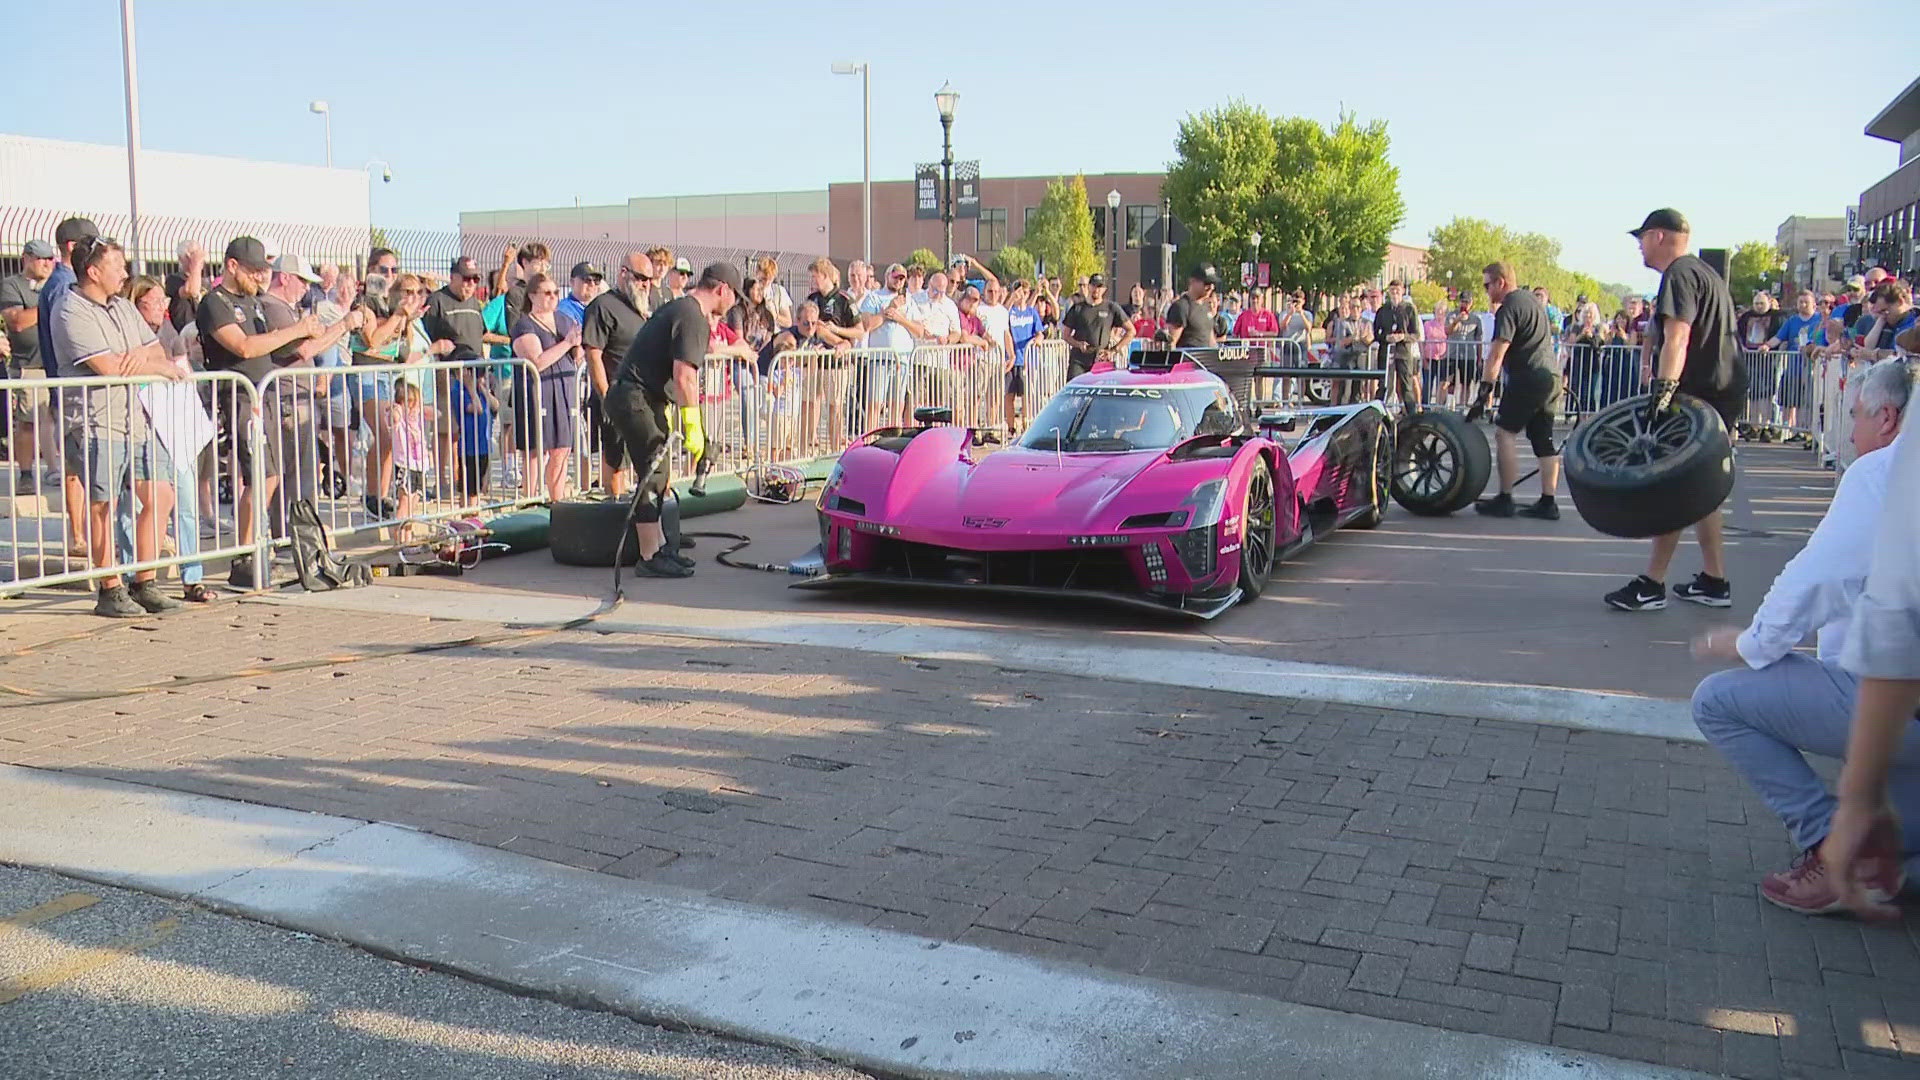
0;764;1711;1080
254;585;1705;744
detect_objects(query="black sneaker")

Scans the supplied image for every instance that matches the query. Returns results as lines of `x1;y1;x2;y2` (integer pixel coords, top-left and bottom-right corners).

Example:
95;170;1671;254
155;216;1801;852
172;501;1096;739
362;495;398;519
1517;496;1561;521
632;551;694;578
1605;575;1667;611
94;584;146;618
1474;493;1516;517
1674;572;1732;608
228;555;260;590
14;471;37;496
128;580;183;614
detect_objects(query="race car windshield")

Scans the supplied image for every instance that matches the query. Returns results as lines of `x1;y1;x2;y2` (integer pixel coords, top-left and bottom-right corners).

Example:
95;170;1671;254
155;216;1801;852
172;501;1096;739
1018;384;1237;453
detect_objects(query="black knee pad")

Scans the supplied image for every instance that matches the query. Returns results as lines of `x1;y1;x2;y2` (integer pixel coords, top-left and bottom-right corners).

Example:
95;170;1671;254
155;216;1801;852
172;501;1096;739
1529;430;1557;458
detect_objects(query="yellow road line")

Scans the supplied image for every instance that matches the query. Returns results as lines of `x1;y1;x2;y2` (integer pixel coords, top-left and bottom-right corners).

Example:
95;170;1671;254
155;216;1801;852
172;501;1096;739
0;892;100;935
0;917;179;1006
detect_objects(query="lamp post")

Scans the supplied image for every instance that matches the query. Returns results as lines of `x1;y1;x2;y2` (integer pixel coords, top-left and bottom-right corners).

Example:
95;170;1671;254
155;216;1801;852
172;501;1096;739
118;0;145;274
309;100;332;167
1249;230;1261;292
362;160;391;257
934;81;958;268
1106;188;1121;292
830;62;870;265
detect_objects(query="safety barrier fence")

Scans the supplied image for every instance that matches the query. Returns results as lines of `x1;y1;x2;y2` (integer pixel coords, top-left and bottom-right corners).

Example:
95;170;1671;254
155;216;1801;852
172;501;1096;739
2;371;262;596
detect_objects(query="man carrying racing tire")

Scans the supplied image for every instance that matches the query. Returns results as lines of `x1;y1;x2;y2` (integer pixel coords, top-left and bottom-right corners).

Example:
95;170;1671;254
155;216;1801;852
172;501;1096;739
1604;208;1747;612
1470;262;1562;520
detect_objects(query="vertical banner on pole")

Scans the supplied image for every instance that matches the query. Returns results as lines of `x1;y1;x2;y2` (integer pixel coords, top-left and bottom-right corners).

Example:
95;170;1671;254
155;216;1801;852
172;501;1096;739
953;161;980;220
914;165;939;221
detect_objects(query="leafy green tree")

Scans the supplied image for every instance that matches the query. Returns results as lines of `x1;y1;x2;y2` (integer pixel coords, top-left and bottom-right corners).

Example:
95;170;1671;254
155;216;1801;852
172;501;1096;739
1022;175;1100;286
1408;279;1450;313
1425;216;1627;315
1164;103;1404;297
1728;240;1788;303
905;247;943;276
989;244;1036;286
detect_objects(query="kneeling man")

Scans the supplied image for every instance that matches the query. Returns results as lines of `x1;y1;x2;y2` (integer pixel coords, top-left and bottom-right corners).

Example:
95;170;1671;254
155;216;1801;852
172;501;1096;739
1691;357;1920;913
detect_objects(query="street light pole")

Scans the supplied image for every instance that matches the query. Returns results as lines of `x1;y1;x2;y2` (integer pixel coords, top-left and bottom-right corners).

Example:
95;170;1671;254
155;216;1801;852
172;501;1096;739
310;100;332;167
934;82;959;270
831;62;871;265
118;0;145;274
1106;188;1121;292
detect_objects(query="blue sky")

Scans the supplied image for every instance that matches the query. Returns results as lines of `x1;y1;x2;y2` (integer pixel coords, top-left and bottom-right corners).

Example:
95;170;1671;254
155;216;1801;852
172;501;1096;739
2;0;1909;290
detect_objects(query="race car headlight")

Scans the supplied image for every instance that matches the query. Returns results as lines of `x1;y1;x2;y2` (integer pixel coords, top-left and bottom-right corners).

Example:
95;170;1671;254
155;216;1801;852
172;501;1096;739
1142;541;1169;584
1182;479;1229;528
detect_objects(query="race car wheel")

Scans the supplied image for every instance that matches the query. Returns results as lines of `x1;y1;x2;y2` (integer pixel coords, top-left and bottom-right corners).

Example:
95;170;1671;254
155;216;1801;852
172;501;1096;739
1390;408;1491;516
1563;393;1733;539
1303;375;1333;406
1351;419;1392;530
1238;458;1277;600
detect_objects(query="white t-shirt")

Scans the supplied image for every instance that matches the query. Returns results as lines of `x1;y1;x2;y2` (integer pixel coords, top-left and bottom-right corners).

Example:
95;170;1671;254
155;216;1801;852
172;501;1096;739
764;281;794;327
976;303;1011;356
921;295;961;342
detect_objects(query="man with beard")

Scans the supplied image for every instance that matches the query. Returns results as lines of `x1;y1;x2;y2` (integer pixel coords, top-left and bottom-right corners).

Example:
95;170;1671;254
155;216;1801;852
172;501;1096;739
582;252;656;498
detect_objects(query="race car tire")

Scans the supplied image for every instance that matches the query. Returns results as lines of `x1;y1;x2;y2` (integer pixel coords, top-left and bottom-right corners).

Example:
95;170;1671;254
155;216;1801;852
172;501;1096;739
549;495;681;567
1389;408;1491;516
1350;417;1392;530
1563;393;1734;539
1237;457;1278;600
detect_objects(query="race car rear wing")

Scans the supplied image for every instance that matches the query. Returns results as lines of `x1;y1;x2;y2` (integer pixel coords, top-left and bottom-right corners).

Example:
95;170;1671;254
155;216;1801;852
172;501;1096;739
1249;366;1388;379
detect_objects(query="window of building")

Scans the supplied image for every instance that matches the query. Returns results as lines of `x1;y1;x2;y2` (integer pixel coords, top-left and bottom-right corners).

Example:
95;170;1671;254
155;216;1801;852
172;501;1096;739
1125;205;1160;250
977;208;1007;253
1022;206;1040;237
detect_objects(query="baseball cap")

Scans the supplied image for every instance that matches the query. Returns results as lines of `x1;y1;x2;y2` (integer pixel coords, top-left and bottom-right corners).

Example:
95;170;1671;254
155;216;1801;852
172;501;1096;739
272;252;322;284
1846;274;1867;290
224;236;270;272
1189;264;1221;287
671;256;693;274
449;256;481;279
1088;273;1107;287
698;261;744;295
1629;208;1690;238
21;239;55;259
570;261;604;281
53;217;99;250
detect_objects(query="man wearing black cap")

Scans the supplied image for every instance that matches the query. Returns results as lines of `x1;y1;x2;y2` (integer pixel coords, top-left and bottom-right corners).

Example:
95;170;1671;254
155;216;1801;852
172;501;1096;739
1;239;57;494
602;261;742;579
198;236;322;587
1165;265;1220;350
581;252;654;499
1061;273;1133;378
1604;208;1746;612
423;257;506;498
560;262;602;327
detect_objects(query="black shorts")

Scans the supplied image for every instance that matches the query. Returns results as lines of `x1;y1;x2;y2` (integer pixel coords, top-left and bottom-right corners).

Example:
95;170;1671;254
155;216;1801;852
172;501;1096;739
1495;371;1562;451
1067;355;1095;381
584;390;629;470
1005;367;1026;396
602;382;671;519
1682;376;1747;430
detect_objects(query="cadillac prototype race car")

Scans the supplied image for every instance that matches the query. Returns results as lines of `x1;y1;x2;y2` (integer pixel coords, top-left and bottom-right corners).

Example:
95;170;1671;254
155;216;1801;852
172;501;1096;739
795;350;1489;618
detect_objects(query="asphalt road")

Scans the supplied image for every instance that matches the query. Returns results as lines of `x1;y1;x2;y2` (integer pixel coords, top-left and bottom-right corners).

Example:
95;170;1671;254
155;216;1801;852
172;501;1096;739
0;864;871;1080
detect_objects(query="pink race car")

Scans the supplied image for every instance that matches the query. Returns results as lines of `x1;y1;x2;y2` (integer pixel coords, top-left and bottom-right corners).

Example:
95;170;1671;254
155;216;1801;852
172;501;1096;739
794;350;1462;619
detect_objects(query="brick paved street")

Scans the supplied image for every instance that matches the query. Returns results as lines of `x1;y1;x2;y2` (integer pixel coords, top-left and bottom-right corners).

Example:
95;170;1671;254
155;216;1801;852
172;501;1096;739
1;600;1916;1078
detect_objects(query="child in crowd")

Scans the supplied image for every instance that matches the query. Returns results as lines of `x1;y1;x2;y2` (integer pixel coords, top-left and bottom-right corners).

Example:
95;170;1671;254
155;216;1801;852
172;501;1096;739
386;378;431;539
450;371;498;507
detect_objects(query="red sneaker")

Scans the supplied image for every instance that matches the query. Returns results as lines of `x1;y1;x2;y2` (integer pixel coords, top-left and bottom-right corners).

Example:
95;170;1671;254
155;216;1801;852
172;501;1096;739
1761;818;1905;915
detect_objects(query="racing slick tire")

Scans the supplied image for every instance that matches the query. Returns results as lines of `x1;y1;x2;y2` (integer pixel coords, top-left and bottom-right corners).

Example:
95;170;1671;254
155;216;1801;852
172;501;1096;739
1389;408;1491;516
549;495;682;567
1351;418;1393;530
1563;393;1734;539
1237;457;1279;600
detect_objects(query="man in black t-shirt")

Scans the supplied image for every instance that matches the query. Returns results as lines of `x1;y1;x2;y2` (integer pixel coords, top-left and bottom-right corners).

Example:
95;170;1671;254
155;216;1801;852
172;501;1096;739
1471;262;1562;520
581;252;655;498
604;261;743;579
1605;208;1746;612
503;243;549;331
1165;265;1220;350
1371;279;1423;411
1061;273;1133;377
423;257;496;362
197;236;320;586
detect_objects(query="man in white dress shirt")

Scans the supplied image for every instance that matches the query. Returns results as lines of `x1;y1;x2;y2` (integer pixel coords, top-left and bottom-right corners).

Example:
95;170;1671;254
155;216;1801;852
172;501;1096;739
1690;357;1919;914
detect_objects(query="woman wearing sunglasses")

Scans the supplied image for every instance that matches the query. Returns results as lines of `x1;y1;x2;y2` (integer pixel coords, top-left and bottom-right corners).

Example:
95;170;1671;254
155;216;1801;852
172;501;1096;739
510;272;580;502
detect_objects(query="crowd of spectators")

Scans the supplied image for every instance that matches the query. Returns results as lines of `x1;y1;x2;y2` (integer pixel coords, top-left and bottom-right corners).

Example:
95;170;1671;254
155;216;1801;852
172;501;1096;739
3;214;1915;615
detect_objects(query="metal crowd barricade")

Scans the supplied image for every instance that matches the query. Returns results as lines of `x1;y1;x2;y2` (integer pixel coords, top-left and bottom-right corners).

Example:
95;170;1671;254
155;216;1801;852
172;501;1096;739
256;357;543;551
1730;347;1820;441
2;370;260;597
1024;340;1069;405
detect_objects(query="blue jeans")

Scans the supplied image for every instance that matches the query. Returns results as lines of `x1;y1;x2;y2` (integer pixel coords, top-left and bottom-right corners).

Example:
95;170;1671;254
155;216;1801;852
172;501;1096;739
1693;654;1920;876
171;452;202;585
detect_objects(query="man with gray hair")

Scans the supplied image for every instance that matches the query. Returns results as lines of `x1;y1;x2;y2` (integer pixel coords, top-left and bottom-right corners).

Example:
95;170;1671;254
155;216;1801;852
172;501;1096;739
1689;356;1920;914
